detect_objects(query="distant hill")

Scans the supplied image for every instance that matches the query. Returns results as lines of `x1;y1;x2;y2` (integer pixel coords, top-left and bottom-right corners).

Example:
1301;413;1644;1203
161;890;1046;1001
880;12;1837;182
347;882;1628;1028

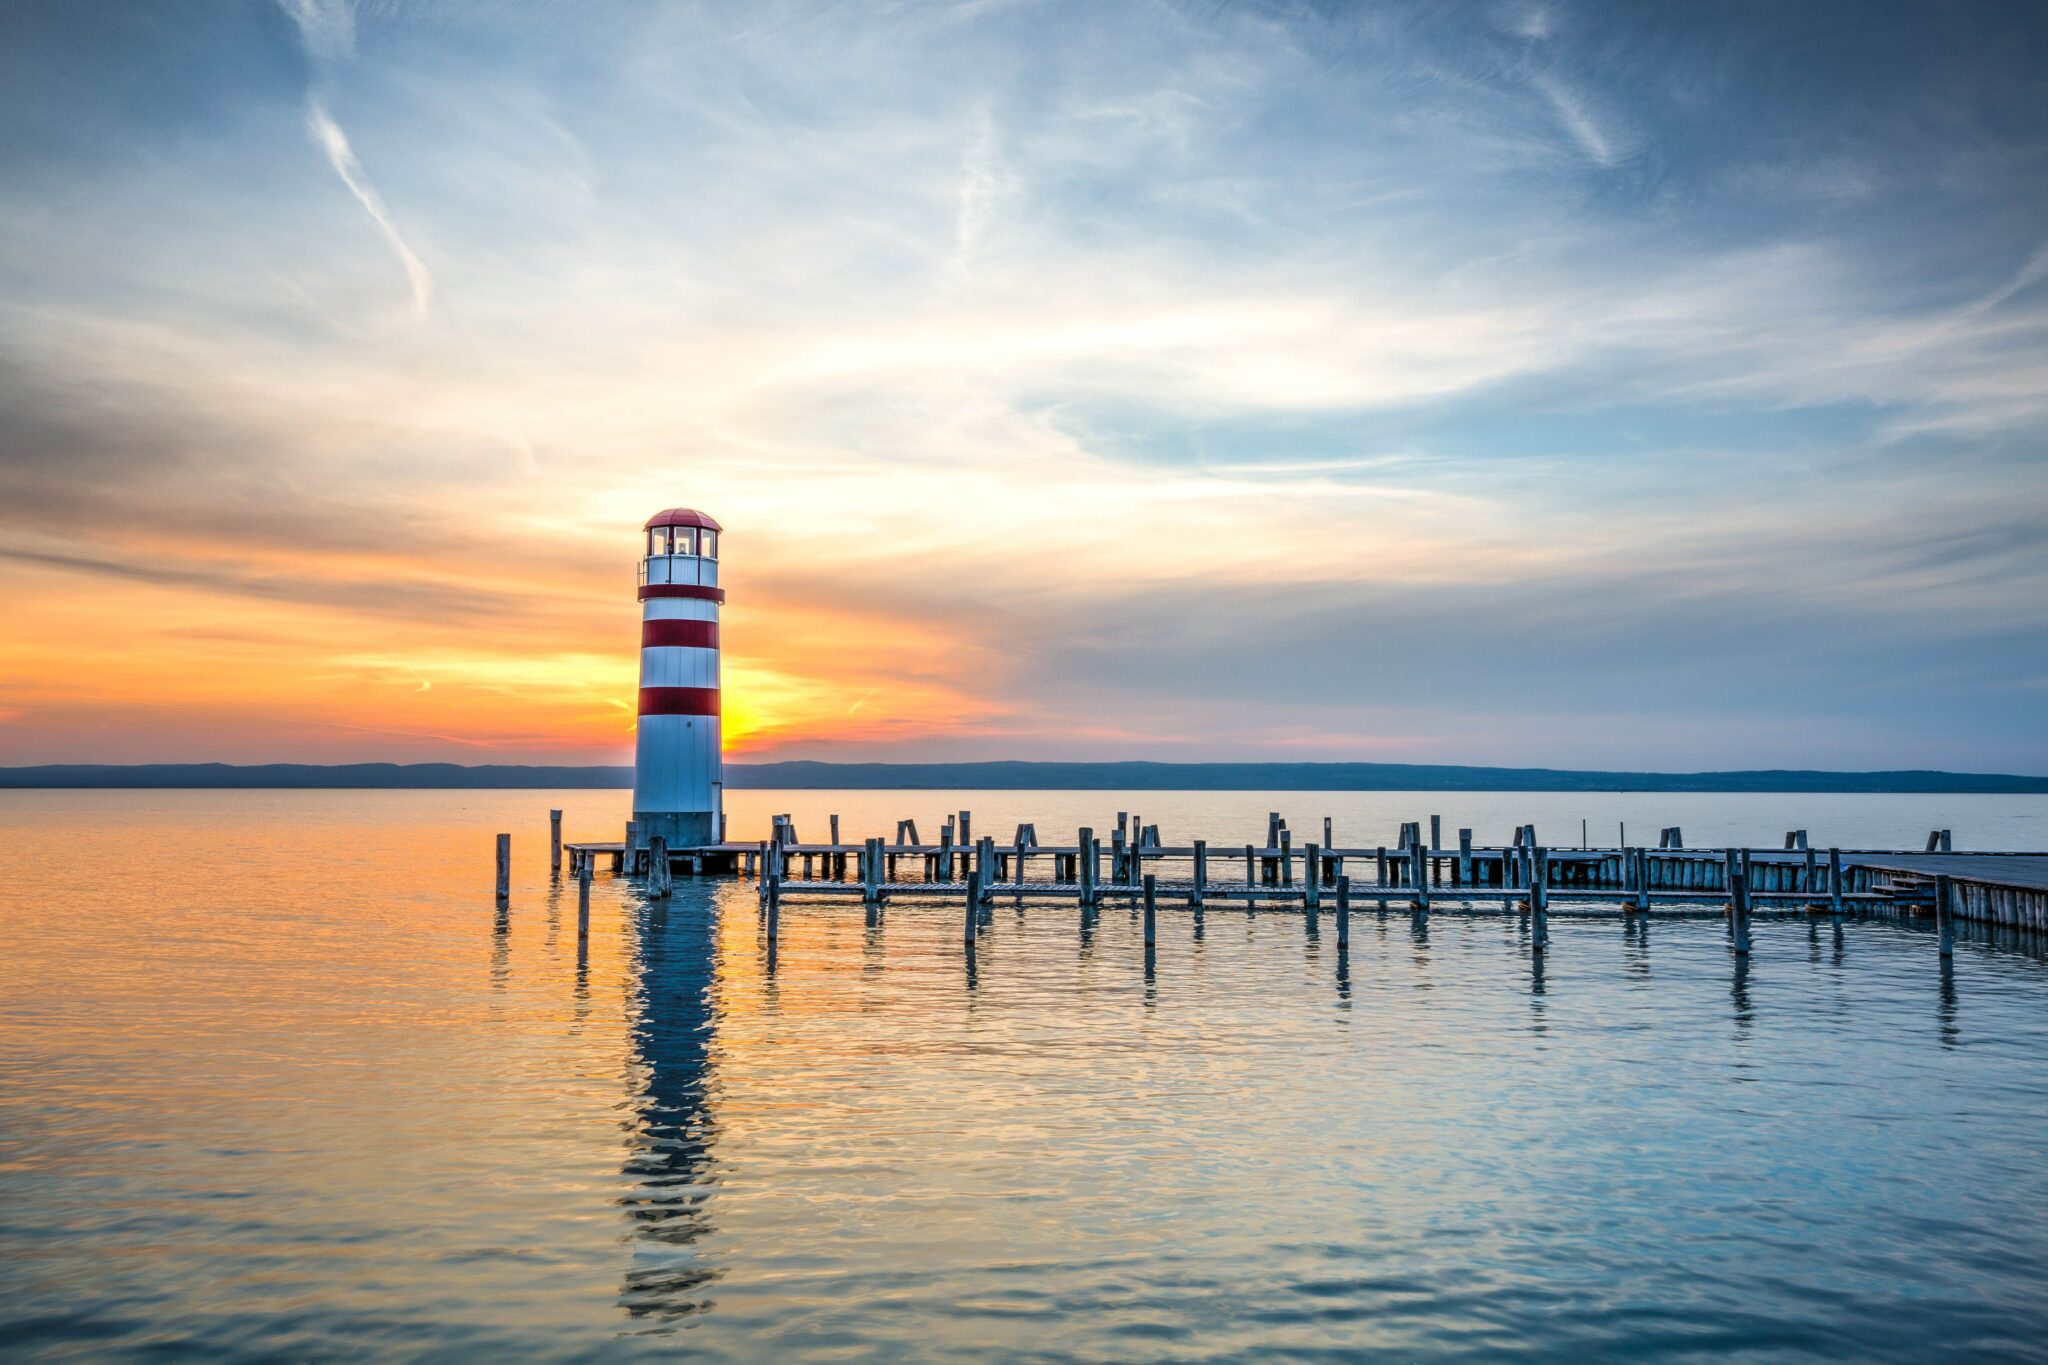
3;760;2044;793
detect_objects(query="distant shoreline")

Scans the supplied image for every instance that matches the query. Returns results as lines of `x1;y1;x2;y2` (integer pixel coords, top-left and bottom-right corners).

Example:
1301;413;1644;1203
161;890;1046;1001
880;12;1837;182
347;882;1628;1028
2;760;2044;794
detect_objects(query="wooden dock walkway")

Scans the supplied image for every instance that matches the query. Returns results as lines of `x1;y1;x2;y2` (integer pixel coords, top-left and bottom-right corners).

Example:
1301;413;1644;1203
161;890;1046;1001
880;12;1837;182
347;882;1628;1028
527;809;2048;936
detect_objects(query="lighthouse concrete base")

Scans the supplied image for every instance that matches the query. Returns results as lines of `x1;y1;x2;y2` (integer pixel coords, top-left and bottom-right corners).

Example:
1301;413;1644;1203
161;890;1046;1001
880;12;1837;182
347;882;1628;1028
634;810;719;851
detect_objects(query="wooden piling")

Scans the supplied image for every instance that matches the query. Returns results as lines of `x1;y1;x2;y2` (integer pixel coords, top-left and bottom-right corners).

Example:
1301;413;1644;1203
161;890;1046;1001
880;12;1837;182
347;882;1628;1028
1936;873;1954;958
1143;874;1157;947
549;810;562;875
1192;840;1207;909
1336;875;1351;947
649;835;672;898
1377;845;1388;888
964;863;978;944
578;856;591;928
1731;870;1751;954
1829;847;1843;917
1245;843;1256;888
1303;842;1320;909
495;833;510;902
1723;848;1739;932
1430;814;1441;851
1411;843;1429;916
1078;827;1096;905
765;872;780;941
1458;829;1473;885
1531;846;1549;950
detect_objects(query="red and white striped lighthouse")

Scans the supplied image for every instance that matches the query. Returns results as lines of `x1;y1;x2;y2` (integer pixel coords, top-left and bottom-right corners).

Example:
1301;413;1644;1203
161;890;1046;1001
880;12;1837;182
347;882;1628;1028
633;508;723;849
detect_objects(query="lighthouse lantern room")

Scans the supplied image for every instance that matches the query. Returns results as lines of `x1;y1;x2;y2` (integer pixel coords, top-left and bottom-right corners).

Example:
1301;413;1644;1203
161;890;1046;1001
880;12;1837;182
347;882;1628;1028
633;507;724;849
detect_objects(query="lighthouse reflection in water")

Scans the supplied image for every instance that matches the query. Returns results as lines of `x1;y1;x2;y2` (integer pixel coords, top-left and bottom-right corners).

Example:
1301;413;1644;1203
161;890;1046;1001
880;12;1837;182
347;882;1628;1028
617;885;720;1322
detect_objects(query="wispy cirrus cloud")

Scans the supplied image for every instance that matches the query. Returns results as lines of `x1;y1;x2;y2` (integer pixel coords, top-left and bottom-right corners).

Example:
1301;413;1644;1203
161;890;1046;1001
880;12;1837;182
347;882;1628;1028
277;0;433;318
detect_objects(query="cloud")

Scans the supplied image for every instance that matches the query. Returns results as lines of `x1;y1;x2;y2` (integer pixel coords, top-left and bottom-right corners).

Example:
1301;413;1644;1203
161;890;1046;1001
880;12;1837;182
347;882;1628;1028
1528;71;1624;168
278;0;355;64
1;0;2046;768
276;0;432;318
304;100;434;317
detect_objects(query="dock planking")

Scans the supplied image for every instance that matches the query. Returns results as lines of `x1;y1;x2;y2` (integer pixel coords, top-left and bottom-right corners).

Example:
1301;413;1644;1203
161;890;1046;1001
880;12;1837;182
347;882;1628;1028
531;811;2048;934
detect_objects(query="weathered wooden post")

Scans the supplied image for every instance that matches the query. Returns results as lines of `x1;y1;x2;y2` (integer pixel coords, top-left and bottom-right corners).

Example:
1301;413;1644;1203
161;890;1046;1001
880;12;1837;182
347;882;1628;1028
862;837;881;902
980;837;998;904
495;833;511;903
1078;827;1095;905
1143;874;1157;947
1376;845;1388;887
1336;875;1351;947
1244;843;1256;888
1111;828;1127;885
1303;842;1321;910
577;855;592;934
1634;848;1651;913
765;871;780;941
1803;844;1818;895
1828;847;1843;917
649;835;672;898
1723;848;1739;933
1430;814;1441;851
1531;846;1549;950
1935;873;1955;957
1940;829;1952;853
1730;869;1752;955
1192;839;1207;909
1323;815;1334;847
964;862;979;944
1458;829;1473;885
549;810;562;875
1411;843;1429;917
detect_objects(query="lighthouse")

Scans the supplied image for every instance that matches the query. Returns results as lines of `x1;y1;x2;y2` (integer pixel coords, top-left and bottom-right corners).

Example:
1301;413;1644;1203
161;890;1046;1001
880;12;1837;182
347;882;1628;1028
633;508;724;849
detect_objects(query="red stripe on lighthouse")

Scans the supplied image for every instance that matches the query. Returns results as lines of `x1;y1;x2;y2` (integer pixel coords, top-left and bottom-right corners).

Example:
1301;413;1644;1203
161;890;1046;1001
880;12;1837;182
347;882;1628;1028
638;686;721;716
638;585;726;603
641;619;719;649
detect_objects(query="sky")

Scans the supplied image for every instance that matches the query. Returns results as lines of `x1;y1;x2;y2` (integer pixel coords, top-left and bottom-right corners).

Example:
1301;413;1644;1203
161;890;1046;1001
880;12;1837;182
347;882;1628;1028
1;0;2045;772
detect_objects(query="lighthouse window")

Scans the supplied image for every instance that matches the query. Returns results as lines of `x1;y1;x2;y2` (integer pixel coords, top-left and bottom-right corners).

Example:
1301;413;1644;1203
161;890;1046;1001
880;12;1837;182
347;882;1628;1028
647;528;670;557
700;530;718;559
672;527;699;557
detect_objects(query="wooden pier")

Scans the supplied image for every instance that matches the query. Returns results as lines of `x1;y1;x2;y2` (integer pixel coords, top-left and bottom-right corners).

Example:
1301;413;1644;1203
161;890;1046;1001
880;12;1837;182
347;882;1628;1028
534;809;2048;936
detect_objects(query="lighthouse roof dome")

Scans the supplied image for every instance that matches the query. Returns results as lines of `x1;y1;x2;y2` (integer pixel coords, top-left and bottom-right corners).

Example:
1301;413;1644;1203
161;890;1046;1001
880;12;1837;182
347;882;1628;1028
644;507;723;532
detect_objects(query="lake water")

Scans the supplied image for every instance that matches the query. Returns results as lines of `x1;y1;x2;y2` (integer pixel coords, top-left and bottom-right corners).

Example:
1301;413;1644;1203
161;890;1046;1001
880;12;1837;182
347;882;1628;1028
4;789;2048;1360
